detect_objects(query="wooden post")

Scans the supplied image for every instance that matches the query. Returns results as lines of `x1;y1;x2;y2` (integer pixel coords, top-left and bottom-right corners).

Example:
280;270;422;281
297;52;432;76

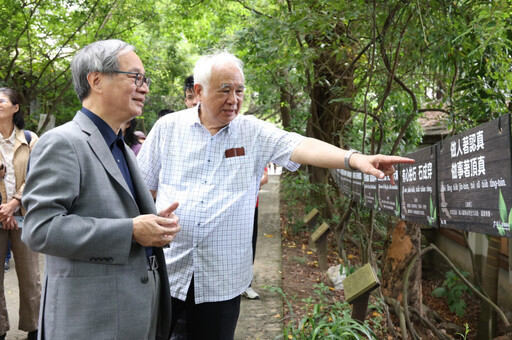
350;292;371;322
304;208;320;249
343;263;380;322
304;208;320;229
310;222;330;271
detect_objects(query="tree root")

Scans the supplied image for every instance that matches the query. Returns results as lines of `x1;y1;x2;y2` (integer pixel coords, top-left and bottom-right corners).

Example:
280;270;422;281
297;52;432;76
391;242;510;339
409;306;452;340
384;296;408;340
425;243;510;327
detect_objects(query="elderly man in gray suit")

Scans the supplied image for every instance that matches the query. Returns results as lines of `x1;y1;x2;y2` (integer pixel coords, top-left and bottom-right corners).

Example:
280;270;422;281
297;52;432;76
21;39;180;340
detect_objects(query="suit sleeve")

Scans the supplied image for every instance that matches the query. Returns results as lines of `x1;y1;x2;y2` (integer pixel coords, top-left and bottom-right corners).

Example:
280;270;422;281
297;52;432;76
21;129;134;264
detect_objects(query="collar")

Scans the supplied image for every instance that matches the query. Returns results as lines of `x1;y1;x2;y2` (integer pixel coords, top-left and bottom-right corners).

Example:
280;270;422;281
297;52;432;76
0;127;17;144
81;107;123;148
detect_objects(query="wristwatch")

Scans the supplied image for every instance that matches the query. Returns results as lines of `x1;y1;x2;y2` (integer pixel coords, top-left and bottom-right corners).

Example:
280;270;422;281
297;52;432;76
344;149;361;171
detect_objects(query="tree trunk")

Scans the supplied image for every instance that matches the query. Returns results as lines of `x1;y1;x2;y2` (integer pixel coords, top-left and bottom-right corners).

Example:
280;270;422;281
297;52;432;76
279;82;293;130
305;21;356;217
381;220;423;314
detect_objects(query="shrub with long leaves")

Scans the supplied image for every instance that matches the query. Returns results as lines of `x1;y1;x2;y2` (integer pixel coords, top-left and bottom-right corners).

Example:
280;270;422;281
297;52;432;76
269;284;378;339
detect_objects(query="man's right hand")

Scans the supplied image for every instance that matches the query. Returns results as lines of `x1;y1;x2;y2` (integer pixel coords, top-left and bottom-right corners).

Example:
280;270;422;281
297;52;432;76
132;202;181;247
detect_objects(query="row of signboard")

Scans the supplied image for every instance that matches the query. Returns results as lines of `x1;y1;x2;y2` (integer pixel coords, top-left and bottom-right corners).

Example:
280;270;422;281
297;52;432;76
330;114;512;238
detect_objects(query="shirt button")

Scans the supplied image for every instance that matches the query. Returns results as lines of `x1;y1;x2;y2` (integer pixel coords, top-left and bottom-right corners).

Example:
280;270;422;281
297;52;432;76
141;276;149;284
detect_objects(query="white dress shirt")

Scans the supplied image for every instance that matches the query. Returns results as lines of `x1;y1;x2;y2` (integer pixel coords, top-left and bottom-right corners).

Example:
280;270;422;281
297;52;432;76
137;106;304;303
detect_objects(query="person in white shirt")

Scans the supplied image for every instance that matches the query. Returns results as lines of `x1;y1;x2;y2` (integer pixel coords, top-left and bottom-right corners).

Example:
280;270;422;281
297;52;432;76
137;51;414;340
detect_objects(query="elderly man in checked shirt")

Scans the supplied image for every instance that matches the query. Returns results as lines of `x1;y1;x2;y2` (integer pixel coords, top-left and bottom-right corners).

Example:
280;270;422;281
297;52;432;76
137;52;414;340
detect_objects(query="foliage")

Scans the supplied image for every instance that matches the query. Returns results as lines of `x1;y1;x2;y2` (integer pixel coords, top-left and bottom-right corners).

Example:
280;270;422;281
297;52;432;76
0;0;172;131
497;188;512;236
2;0;511;137
431;270;473;317
280;169;326;234
270;283;378;339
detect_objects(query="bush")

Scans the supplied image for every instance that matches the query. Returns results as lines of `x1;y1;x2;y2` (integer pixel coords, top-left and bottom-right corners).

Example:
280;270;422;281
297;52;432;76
268;284;378;339
431;270;472;317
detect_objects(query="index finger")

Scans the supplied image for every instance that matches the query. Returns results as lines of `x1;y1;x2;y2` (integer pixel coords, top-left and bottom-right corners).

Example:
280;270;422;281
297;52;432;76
382;155;415;165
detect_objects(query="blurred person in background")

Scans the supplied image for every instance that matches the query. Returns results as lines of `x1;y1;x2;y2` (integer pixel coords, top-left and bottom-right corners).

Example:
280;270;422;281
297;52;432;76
122;118;142;156
183;75;198;108
158;109;174;120
0;87;40;340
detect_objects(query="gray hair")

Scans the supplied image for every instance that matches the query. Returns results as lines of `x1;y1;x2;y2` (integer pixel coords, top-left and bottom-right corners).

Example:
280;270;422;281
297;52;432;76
193;52;244;95
71;39;135;102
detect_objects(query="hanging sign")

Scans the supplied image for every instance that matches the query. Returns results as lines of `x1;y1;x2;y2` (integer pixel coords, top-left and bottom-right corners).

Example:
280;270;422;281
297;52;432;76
363;174;379;210
400;145;438;227
438;115;512;237
352;171;363;204
377;171;401;217
330;169;353;198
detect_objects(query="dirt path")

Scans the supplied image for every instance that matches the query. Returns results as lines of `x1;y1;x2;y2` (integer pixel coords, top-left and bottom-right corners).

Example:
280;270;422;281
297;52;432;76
235;174;283;340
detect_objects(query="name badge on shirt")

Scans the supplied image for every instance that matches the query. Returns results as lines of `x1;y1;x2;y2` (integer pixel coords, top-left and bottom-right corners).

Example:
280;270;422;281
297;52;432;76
225;147;245;158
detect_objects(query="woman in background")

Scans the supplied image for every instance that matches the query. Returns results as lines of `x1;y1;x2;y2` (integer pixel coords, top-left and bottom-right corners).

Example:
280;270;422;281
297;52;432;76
0;87;40;340
122;118;142;156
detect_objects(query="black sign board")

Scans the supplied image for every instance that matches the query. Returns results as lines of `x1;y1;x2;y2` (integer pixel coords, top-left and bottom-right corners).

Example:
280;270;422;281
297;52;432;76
438;115;512;237
330;169;353;198
400;145;438;227
352;171;363;204
329;169;342;190
340;169;353;198
377;171;401;217
363;174;379;210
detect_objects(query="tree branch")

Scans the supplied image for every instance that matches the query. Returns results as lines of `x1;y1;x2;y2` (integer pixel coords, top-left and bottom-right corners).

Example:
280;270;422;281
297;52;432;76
232;0;272;18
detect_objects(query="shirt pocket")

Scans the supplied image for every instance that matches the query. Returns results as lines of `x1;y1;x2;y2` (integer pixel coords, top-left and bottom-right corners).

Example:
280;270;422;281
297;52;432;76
222;155;253;193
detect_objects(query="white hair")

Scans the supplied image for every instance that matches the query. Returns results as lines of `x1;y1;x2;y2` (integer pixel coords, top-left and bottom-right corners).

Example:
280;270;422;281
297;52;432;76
193;52;244;94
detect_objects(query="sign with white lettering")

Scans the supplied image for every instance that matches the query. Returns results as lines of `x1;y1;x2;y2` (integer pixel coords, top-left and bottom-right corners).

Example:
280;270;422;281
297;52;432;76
330;169;352;198
400;146;438;226
352;171;363;204
363;174;379;210
330;114;512;238
438;115;512;237
377;171;401;217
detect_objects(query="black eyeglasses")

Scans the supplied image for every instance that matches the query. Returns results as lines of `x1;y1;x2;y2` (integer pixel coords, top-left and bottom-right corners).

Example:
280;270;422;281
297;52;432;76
113;71;151;88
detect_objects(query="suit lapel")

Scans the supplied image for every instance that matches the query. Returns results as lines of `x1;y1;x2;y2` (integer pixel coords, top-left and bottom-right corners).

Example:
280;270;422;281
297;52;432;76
124;145;155;214
73;111;136;203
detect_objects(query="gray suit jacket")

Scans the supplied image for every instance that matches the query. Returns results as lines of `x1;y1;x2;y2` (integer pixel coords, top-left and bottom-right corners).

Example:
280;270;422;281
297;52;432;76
21;111;171;340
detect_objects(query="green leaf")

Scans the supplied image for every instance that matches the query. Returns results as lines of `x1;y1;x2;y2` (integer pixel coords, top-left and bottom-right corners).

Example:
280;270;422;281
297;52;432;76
451;300;467;317
499;189;508;223
431;287;446;298
497;224;506;237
